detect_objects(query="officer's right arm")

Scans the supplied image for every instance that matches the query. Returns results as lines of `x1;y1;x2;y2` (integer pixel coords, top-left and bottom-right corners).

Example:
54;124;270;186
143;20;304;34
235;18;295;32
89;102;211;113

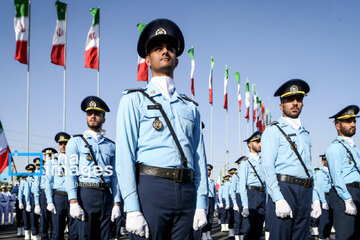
261;126;284;202
44;161;54;204
229;175;237;205
313;172;325;203
18;180;24;201
65;138;79;201
24;181;31;206
116;93;141;212
239;161;249;207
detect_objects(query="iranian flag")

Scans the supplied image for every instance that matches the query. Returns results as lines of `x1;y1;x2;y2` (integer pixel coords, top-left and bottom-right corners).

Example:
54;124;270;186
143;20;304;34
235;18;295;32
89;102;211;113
252;84;257;122
223;65;229;110
208;57;215;104
215;171;222;192
188;47;195;97
51;1;67;66
0;121;10;174
234;72;241;112
85;8;99;69
137;23;148;82
14;0;29;64
245;79;250;119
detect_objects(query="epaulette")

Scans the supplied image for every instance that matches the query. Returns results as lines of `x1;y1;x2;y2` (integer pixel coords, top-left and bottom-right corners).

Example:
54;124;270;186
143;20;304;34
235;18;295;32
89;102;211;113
179;94;199;106
105;137;115;144
72;134;83;138
123;88;144;94
270;121;279;126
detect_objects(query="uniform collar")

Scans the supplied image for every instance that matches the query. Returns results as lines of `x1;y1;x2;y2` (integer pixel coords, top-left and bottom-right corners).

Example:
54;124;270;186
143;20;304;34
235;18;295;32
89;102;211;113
150;76;175;100
145;81;180;103
83;130;103;142
249;152;260;161
278;117;304;131
337;136;355;147
283;117;301;130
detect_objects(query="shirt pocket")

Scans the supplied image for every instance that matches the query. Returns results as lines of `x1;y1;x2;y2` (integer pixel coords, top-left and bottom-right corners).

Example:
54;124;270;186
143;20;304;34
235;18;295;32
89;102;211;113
140;109;165;134
177;109;195;135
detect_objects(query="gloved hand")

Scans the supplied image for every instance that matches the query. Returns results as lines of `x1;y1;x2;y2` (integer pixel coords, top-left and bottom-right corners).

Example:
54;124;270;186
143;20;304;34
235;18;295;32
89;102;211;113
193;209;207;231
233;204;239;212
19;203;24;210
34;204;41;215
126;211;149;238
322;202;329;210
218;203;223;208
241;206;249;217
275;199;292;218
344;198;357;215
225;205;230;210
215;204;218;211
311;200;322;218
111;205;121;222
26;205;31;212
69;202;85;221
47;203;57;214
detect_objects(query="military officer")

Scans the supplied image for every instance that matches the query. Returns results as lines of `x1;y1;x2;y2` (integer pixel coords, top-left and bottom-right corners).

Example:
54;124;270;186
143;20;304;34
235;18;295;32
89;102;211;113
261;79;321;240
224;168;237;237
326;105;360;239
44;132;78;240
64;96;120;240
0;185;9;225
18;174;30;238
239;131;265;240
116;18;208;239
26;163;40;239
7;186;16;225
219;176;229;231
202;164;216;240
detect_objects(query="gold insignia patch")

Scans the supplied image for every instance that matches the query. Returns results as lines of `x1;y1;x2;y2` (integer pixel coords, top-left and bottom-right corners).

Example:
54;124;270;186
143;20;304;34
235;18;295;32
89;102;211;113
155;28;166;35
89;101;96;108
153;118;163;131
290;85;298;92
86;154;92;161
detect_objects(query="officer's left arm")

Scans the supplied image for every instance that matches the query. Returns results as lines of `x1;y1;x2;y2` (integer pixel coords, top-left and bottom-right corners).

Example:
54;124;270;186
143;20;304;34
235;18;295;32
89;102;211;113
239;161;249;207
312;172;322;202
31;176;40;205
192;109;208;210
64;138;80;201
110;144;121;204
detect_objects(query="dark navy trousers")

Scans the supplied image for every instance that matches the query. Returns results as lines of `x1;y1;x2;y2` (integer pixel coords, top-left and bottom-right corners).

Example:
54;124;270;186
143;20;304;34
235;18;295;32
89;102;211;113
22;196;31;230
77;187;113;240
203;197;215;232
30;194;40;235
220;199;228;224
130;174;196;240
242;189;265;240
267;181;312;240
234;193;243;235
114;201;125;239
329;186;360;240
52;193;78;240
226;197;234;229
40;190;51;240
16;198;24;228
318;193;333;239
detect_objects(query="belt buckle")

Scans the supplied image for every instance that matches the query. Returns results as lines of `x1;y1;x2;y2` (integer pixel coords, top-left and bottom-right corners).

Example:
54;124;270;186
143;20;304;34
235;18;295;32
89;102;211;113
175;168;184;183
304;179;311;188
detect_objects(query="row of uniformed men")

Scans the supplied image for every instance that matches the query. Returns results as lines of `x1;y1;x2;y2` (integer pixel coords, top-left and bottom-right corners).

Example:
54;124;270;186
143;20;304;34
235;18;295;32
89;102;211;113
0;185;16;225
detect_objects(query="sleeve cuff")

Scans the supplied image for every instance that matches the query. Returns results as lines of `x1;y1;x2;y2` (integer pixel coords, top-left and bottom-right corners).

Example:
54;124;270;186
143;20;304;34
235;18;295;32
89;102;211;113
67;190;77;201
124;198;141;212
196;196;207;209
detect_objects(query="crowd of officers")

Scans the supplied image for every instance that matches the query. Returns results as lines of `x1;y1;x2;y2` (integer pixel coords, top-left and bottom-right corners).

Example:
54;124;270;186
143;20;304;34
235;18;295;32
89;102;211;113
4;18;360;240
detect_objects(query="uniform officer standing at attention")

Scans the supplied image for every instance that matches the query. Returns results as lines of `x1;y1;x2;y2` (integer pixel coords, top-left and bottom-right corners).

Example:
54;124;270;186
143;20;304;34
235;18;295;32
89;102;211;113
326;105;360;239
65;96;121;240
261;79;321;240
202;164;216;240
116;18;208;239
239;131;265;240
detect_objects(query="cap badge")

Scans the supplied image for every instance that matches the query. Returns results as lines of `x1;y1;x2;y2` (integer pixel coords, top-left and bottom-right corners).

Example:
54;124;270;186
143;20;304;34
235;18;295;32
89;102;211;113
348;109;355;115
155;28;166;35
89;101;97;108
59;135;64;141
290;85;298;92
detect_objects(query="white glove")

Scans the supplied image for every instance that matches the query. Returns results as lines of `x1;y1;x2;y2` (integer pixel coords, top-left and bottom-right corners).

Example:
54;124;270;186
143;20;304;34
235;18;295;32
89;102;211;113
233;204;239;212
311;200;322;219
126;211;149;238
19;203;24;210
34;204;41;215
193;209;207;231
26;205;31;212
275;199;293;218
47;203;57;214
225;205;230;210
322;202;329;210
69;202;85;221
111;205;121;222
218;203;223;208
344;198;357;215
241;206;249;217
215;204;218;211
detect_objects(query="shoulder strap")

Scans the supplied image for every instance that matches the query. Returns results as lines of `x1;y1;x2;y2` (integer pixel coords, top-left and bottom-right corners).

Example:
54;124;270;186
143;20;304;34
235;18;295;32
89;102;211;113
179;94;199;106
246;159;265;188
336;140;360;175
139;91;188;168
74;134;105;183
273;123;311;178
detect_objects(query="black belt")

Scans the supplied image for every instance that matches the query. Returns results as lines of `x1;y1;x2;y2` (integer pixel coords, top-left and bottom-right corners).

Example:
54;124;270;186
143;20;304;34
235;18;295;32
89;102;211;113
346;182;360;189
247;185;265;192
53;190;68;196
1;201;7;203
78;182;110;190
209;197;214;199
325;192;330;195
137;164;193;183
277;174;313;188
9;200;15;202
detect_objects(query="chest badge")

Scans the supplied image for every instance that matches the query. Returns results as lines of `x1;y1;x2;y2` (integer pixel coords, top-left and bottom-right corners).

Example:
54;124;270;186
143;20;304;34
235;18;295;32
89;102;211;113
153;117;163;131
86;154;92;161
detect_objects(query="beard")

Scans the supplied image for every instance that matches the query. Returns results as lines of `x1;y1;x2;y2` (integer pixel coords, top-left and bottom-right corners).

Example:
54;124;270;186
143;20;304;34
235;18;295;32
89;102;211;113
87;120;102;131
283;106;302;118
340;124;356;137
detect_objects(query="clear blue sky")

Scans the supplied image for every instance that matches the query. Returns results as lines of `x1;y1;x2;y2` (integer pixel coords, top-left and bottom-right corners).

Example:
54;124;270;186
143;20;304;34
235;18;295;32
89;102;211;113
1;0;360;181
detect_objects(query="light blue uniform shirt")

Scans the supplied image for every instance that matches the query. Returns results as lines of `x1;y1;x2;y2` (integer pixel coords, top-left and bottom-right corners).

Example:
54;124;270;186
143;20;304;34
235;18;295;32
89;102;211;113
313;170;326;203
239;153;265;207
33;164;49;205
64;131;120;202
218;184;224;203
116;82;208;212
27;176;38;205
316;167;332;194
261;117;317;202
18;178;30;206
230;172;240;205
44;157;68;204
325;136;360;200
208;178;216;198
224;180;232;206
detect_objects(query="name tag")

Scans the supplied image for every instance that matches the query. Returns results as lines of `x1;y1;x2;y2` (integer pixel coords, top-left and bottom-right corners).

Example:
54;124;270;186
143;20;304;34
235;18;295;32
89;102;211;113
147;105;161;110
288;133;296;137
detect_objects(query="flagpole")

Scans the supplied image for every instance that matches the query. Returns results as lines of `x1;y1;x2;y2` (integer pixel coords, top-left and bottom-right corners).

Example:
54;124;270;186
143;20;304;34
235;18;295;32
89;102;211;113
26;0;32;163
63;4;68;132
97;7;100;97
226;109;229;169
211;104;213;165
239;111;242;156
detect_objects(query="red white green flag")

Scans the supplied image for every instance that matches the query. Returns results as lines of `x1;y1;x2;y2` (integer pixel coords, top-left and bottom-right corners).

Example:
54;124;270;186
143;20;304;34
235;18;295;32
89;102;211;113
137;23;148;82
223;65;229;110
245;79;250;119
51;1;67;66
14;0;29;64
208;57;215;104
234;72;241;112
85;8;99;69
188;47;195;97
216;171;222;192
252;84;257;122
0;121;10;174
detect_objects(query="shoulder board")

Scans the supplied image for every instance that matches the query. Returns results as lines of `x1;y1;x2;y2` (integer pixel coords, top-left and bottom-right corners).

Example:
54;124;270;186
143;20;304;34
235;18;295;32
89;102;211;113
105;137;115;144
270;121;279;126
123;88;144;95
72;134;83;138
332;139;342;144
179;94;199;106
